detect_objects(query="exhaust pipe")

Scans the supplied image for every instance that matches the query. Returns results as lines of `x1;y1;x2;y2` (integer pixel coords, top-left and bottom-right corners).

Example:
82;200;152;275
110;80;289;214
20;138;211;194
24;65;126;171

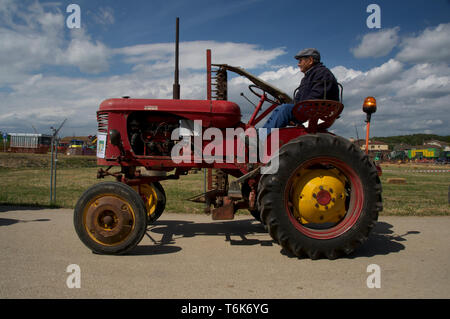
173;17;180;99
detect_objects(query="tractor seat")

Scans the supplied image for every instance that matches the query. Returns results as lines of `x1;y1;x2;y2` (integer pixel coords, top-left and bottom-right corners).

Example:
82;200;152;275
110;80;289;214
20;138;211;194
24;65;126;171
292;99;344;133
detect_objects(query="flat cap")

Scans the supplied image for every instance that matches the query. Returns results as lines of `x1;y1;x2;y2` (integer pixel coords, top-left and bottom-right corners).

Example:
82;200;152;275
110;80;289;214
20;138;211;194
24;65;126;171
294;48;321;61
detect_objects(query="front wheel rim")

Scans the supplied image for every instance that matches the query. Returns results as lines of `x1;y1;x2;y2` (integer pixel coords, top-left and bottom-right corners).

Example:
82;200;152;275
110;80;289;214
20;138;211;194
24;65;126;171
83;194;136;246
132;184;159;218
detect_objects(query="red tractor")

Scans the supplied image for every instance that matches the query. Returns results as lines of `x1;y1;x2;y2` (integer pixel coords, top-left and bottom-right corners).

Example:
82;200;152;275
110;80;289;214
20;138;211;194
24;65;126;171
73;47;382;260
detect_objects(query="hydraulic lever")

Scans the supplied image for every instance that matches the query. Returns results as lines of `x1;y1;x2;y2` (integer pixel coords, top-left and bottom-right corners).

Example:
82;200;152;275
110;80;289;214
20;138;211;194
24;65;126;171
240;92;257;108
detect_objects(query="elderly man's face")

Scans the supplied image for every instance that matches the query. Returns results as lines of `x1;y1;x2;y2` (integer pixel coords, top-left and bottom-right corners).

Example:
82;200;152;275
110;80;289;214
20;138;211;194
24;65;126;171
297;56;314;73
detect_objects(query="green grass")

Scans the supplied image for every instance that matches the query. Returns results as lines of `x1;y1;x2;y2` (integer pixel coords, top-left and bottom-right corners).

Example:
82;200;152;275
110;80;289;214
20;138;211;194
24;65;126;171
0;166;206;213
0;167;98;208
0;152;449;216
379;164;449;216
0;152;206;213
0;152;97;169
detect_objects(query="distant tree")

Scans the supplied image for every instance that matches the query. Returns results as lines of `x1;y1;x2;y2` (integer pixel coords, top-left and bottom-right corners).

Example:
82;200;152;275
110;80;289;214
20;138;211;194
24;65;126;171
374;134;450;147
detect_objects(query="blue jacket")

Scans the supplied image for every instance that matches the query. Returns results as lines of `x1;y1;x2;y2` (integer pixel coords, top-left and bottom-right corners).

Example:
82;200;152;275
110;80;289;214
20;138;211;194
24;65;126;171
293;62;340;103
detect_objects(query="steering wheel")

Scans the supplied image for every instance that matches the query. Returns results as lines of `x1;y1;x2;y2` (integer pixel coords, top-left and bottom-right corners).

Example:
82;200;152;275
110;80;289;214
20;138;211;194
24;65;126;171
248;85;280;105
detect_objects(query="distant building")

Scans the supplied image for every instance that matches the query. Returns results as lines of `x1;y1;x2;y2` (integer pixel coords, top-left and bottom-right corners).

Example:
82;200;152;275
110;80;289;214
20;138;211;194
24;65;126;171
8;133;52;154
424;140;448;148
408;145;441;159
353;139;389;161
358;140;389;152
351;138;449;162
60;136;92;145
60;136;96;156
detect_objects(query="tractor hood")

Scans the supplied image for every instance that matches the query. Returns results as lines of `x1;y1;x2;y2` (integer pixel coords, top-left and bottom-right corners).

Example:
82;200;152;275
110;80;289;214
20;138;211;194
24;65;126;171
99;98;242;128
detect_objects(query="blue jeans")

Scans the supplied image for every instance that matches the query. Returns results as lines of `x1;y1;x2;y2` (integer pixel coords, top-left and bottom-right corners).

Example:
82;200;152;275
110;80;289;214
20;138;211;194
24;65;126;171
260;104;296;140
263;103;296;129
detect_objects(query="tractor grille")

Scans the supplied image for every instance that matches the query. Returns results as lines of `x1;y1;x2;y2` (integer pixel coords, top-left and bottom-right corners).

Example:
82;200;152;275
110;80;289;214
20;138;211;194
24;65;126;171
97;112;109;133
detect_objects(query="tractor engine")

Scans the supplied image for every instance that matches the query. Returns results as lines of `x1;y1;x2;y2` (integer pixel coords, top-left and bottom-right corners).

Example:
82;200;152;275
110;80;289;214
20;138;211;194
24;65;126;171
127;112;179;156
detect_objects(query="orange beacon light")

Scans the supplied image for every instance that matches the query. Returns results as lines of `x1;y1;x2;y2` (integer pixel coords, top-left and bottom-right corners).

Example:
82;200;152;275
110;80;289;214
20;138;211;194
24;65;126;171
363;97;377;155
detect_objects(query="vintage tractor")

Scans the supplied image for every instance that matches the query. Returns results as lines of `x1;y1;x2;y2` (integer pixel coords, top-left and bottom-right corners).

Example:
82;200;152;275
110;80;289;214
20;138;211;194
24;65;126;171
74;44;382;259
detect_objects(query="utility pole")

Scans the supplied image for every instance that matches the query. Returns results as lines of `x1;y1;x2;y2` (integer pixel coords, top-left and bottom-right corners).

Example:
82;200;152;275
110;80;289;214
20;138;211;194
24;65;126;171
50;119;66;205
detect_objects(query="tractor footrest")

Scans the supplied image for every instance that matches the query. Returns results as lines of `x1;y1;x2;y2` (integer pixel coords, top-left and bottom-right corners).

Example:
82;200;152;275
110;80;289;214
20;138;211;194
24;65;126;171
211;197;235;220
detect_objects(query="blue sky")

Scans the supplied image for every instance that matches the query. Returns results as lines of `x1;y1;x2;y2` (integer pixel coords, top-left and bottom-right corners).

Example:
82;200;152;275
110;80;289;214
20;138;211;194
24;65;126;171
0;0;449;138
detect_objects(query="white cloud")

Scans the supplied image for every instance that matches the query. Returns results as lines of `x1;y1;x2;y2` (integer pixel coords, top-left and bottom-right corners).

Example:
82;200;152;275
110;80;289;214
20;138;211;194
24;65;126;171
0;2;448;139
351;27;400;58
258;66;300;91
3;43;449;137
0;2;64;84
324;59;404;101
396;23;450;64
115;41;285;71
65;30;110;74
398;74;450;99
365;59;403;86
0;37;286;134
331;66;363;83
0;1;111;82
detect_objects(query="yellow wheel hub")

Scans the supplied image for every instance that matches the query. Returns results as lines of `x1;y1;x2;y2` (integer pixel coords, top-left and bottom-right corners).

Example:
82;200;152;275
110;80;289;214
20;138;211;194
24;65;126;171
83;194;135;246
291;169;347;224
132;184;158;218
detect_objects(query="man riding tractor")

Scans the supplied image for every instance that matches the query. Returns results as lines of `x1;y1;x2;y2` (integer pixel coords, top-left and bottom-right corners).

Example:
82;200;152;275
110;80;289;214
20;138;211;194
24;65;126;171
73;46;382;260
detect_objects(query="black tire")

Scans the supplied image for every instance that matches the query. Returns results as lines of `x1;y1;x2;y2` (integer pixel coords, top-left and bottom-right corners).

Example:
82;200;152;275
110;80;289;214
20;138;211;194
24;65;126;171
147;182;166;223
74;181;147;255
257;133;382;259
249;209;261;222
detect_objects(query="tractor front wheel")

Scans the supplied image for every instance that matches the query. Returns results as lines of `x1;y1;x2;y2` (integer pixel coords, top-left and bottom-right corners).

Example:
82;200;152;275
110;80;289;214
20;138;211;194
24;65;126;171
132;182;166;224
74;182;147;255
257;133;382;259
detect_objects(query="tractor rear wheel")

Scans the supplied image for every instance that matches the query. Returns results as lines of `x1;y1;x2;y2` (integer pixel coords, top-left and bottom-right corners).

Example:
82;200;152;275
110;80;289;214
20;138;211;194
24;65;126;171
257;133;382;259
74;182;147;255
